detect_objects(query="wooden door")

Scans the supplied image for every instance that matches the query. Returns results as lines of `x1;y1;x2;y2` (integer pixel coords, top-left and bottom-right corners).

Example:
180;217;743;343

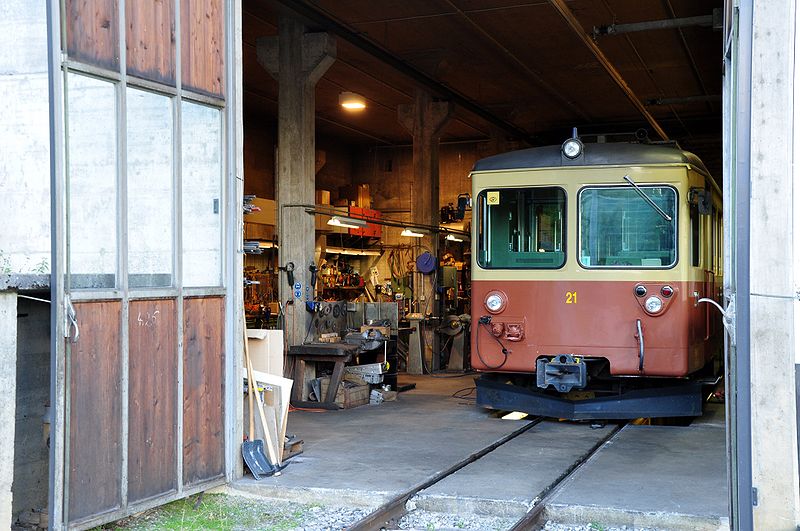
51;1;231;527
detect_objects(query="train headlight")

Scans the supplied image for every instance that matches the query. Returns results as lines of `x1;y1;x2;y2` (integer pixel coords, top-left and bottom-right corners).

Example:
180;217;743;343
561;138;583;159
485;292;507;313
645;296;663;314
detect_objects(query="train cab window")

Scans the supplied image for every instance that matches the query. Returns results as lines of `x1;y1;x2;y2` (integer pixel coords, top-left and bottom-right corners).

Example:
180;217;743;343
579;186;677;268
477;187;566;269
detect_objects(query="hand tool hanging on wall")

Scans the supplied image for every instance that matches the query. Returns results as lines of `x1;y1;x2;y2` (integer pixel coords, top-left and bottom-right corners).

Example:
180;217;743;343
278;261;295;288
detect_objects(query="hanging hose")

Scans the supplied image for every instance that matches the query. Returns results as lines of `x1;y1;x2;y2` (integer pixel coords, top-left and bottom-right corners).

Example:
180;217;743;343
475;318;510;370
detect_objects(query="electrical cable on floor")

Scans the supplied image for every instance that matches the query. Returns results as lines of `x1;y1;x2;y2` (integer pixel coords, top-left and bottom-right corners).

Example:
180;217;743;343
451;386;476;400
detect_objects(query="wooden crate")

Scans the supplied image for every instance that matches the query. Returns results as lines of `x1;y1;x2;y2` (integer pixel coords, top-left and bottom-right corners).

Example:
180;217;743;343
318;375;369;409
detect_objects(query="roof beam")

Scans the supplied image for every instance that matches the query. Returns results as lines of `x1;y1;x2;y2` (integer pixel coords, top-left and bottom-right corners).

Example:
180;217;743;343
273;0;535;143
547;0;669;141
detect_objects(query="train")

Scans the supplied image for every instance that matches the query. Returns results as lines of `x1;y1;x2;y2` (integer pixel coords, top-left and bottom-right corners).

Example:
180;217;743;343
469;135;722;419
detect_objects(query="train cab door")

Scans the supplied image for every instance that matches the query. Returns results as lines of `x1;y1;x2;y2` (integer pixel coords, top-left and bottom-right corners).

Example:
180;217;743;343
690;185;715;347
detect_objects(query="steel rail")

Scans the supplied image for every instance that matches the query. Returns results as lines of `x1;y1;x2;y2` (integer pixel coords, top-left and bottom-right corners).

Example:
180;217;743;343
347;417;545;531
509;423;625;530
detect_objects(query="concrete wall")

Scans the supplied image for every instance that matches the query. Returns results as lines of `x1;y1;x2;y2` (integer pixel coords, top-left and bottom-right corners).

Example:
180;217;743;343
352;143;483;212
748;0;800;527
0;1;50;275
11;295;49;524
243;118;355;201
0;293;18;529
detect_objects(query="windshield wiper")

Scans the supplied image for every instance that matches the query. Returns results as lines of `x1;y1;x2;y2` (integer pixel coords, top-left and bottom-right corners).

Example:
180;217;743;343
623;175;672;222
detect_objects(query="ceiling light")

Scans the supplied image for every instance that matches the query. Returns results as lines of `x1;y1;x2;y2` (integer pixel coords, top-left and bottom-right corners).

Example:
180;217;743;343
445;234;463;242
328;215;368;229
339;91;366;110
325;246;381;256
401;228;425;238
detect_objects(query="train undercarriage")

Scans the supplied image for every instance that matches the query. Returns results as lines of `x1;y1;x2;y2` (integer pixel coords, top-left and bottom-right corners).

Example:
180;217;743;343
475;356;720;420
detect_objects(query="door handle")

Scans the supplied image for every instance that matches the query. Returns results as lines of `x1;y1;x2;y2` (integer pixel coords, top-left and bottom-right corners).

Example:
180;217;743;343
635;319;644;372
65;296;79;343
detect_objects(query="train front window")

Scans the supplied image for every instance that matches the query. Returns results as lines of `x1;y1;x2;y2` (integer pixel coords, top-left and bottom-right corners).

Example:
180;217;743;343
477;187;566;269
579;186;677;268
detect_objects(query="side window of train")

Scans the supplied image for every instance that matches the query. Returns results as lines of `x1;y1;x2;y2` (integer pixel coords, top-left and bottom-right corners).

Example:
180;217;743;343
476;187;566;269
578;186;677;268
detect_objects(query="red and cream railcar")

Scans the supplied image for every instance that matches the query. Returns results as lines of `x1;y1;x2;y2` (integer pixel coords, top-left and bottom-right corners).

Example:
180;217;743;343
470;139;722;419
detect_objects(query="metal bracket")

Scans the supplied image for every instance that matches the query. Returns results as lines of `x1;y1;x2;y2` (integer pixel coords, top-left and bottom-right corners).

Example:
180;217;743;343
697;297;735;346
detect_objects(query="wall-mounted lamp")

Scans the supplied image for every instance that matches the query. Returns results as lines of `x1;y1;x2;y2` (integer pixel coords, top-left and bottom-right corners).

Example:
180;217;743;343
328;215;368;229
339;91;366;111
401;228;425;238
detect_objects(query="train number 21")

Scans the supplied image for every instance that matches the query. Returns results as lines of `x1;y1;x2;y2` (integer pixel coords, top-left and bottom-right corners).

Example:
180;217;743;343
565;291;577;304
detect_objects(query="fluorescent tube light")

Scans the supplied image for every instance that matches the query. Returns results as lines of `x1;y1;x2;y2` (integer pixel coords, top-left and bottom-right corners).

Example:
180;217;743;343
401;228;425;238
326;246;381;256
328;215;368;229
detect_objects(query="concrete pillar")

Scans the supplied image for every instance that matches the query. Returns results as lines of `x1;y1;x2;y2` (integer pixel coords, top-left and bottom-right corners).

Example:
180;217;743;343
747;0;800;527
0;292;17;529
397;90;452;313
257;18;335;346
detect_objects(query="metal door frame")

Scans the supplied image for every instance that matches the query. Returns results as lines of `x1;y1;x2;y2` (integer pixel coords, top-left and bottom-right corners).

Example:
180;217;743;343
722;1;753;529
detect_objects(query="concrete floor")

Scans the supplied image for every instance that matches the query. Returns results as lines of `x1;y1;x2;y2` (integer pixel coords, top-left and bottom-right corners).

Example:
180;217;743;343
546;404;729;530
231;376;729;529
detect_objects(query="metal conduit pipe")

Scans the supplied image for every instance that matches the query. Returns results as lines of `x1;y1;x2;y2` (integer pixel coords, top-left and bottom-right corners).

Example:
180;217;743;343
593;14;716;37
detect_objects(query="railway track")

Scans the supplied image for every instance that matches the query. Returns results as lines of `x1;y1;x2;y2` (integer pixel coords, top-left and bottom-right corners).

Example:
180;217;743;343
508;424;624;530
347;418;624;531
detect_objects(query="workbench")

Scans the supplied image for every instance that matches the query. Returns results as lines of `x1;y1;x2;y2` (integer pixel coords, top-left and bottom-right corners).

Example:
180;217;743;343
288;342;360;410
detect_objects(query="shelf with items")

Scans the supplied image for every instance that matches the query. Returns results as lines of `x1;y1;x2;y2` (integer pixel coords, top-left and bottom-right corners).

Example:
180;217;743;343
243;195;279;327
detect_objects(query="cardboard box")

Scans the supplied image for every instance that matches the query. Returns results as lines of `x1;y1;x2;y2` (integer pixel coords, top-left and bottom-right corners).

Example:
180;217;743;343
245;198;277;226
318;375;369;409
338;184;371;209
246;329;284;377
244;222;275;241
315;189;331;205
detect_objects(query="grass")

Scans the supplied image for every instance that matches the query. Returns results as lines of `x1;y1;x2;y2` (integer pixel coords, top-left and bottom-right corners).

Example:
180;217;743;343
95;493;305;531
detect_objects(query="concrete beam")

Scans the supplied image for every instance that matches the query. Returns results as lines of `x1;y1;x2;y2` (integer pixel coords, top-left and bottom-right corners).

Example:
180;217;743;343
257;18;335;347
0;292;17;529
